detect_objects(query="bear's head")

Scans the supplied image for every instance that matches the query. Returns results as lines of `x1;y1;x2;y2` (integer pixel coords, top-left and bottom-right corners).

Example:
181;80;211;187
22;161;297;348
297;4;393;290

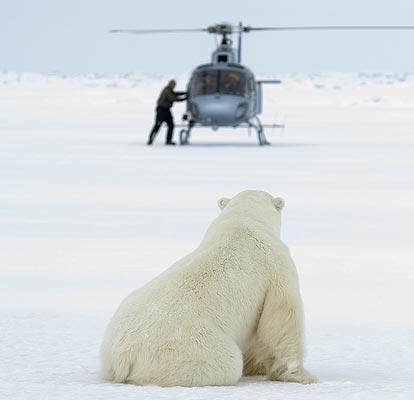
217;190;285;235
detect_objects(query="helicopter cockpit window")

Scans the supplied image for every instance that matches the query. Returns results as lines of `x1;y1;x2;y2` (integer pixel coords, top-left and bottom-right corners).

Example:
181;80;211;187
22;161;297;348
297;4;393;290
191;71;219;96
219;71;245;96
217;54;228;63
191;70;246;97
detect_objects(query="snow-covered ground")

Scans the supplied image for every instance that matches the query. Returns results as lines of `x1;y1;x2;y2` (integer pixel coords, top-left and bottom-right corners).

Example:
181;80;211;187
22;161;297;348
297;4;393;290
1;72;413;399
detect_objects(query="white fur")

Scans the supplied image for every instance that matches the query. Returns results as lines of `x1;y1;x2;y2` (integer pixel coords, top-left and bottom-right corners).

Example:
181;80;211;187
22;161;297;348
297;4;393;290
100;190;317;387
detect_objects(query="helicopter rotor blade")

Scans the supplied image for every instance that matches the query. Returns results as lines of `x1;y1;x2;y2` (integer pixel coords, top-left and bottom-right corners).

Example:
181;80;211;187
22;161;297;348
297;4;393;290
109;24;414;37
109;28;208;34
243;25;414;32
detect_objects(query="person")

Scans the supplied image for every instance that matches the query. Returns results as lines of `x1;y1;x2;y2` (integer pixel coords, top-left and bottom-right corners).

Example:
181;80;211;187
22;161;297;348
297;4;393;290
201;73;217;94
223;72;242;95
147;80;187;145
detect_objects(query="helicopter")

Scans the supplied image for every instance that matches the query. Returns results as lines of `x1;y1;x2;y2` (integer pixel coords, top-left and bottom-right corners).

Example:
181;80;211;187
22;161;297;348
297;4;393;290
111;22;414;145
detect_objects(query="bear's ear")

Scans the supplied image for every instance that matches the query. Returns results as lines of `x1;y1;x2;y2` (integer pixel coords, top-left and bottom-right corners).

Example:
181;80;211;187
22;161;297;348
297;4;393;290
272;197;285;211
218;197;230;210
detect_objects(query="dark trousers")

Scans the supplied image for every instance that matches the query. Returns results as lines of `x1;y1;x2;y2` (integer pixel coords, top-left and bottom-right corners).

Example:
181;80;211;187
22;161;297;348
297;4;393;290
148;106;174;144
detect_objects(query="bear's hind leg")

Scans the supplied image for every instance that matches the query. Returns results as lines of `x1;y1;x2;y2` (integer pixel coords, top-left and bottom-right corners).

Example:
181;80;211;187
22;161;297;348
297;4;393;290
127;323;243;387
178;337;243;387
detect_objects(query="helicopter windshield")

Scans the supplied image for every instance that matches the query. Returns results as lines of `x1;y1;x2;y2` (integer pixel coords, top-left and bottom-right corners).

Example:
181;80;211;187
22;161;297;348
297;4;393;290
191;69;246;96
219;70;245;96
192;70;218;96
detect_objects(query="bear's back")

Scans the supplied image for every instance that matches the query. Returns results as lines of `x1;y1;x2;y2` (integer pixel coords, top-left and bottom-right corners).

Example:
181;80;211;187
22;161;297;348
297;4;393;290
106;224;274;351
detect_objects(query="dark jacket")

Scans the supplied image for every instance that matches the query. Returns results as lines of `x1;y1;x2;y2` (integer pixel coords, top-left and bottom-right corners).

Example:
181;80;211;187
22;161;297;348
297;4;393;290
157;86;187;109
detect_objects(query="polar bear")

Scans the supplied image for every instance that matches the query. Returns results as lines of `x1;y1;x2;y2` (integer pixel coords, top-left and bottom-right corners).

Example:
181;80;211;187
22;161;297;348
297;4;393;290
100;190;316;387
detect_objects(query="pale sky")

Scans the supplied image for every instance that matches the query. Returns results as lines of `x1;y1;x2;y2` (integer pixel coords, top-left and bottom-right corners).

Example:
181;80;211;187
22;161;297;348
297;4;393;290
2;0;414;74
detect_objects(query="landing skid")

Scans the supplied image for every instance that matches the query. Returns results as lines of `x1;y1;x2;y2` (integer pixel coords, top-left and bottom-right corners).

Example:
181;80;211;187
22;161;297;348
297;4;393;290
249;117;270;146
177;118;281;146
179;128;190;145
179;120;194;145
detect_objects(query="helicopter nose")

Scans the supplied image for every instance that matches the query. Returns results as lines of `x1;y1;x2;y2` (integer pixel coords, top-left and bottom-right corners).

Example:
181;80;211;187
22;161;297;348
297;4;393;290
190;96;248;126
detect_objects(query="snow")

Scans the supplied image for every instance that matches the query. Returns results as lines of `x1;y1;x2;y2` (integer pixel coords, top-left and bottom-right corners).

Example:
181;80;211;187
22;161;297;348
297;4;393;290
1;71;414;399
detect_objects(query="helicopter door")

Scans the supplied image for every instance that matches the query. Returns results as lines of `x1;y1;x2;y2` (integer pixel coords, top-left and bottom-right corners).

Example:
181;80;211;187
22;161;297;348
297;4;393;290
247;77;256;115
255;82;262;114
